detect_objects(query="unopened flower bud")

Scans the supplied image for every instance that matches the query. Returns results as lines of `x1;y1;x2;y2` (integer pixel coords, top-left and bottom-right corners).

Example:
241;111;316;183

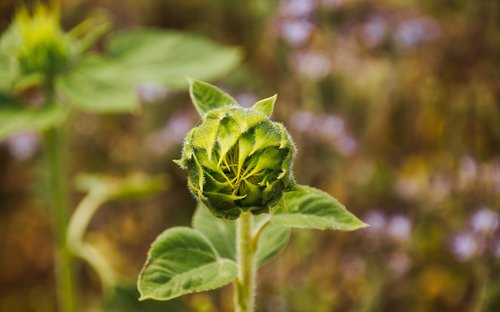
176;104;296;219
13;4;70;76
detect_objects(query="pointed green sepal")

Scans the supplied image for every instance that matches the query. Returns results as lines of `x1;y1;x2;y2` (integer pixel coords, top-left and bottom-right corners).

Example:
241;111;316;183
252;94;276;117
188;78;238;119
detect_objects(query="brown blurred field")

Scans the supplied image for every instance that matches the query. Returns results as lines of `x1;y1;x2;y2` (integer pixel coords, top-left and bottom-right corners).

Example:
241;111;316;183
1;0;499;311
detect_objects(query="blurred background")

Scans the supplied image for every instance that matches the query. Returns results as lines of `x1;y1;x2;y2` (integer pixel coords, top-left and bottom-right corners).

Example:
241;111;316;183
0;0;499;311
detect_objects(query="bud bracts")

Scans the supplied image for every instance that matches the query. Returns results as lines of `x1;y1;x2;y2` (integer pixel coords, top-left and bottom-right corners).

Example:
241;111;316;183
13;4;70;76
177;105;296;219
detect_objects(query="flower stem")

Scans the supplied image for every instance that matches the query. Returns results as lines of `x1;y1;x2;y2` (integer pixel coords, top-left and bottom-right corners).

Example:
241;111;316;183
235;212;256;312
43;125;77;312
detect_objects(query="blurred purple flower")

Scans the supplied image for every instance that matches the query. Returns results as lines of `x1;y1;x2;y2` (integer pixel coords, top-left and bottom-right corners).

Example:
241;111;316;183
290;111;315;132
290;51;332;79
137;83;169;104
389;252;412;276
235;93;258;108
450;232;478;262
280;19;315;47
322;115;345;137
336;135;357;156
457;155;477;190
364;210;386;233
395;17;440;49
387;215;412;243
493;240;500;259
361;18;387;48
290;111;358;156
470;207;498;234
6;131;40;160
147;111;196;156
280;0;317;17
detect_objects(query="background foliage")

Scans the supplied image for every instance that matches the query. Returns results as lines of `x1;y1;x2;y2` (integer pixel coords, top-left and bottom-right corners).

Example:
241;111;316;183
0;0;498;311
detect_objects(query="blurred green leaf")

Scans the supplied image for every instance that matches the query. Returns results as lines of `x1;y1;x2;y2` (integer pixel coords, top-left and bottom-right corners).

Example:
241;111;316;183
192;202;291;266
0;97;66;140
75;172;167;200
138;227;237;301
272;185;368;231
57;29;241;113
12;73;45;93
56;54;138;113
189;78;238;118
107;28;241;90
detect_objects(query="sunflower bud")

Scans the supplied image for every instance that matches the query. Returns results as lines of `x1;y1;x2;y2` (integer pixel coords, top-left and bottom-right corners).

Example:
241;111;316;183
176;86;296;219
13;4;70;77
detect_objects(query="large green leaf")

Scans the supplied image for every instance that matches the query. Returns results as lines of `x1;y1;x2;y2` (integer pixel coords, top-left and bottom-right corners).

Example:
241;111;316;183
56;54;138;113
138;227;237;301
107;29;241;90
272;185;368;231
192;202;291;266
57;29;241;114
189;79;238;118
0;95;66;140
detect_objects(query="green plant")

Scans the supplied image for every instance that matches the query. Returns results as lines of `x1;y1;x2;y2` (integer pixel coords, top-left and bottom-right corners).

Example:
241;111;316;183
0;2;240;311
137;79;367;312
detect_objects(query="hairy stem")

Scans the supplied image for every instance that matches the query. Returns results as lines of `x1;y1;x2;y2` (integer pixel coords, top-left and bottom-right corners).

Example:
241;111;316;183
43;126;77;312
235;212;256;312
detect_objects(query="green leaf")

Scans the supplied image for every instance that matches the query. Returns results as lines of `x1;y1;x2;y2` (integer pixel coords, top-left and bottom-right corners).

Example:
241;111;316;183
107;28;241;90
254;217;291;266
0;96;66;140
189;79;238;118
57;29;241;114
192;202;291;266
56;54;138;113
138;227;237;301
272;185;368;231
251;94;276;117
192;203;236;260
75;172;167;200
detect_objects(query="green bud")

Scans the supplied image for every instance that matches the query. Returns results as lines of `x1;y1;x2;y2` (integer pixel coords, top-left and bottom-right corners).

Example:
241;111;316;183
176;95;296;219
13;4;70;77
